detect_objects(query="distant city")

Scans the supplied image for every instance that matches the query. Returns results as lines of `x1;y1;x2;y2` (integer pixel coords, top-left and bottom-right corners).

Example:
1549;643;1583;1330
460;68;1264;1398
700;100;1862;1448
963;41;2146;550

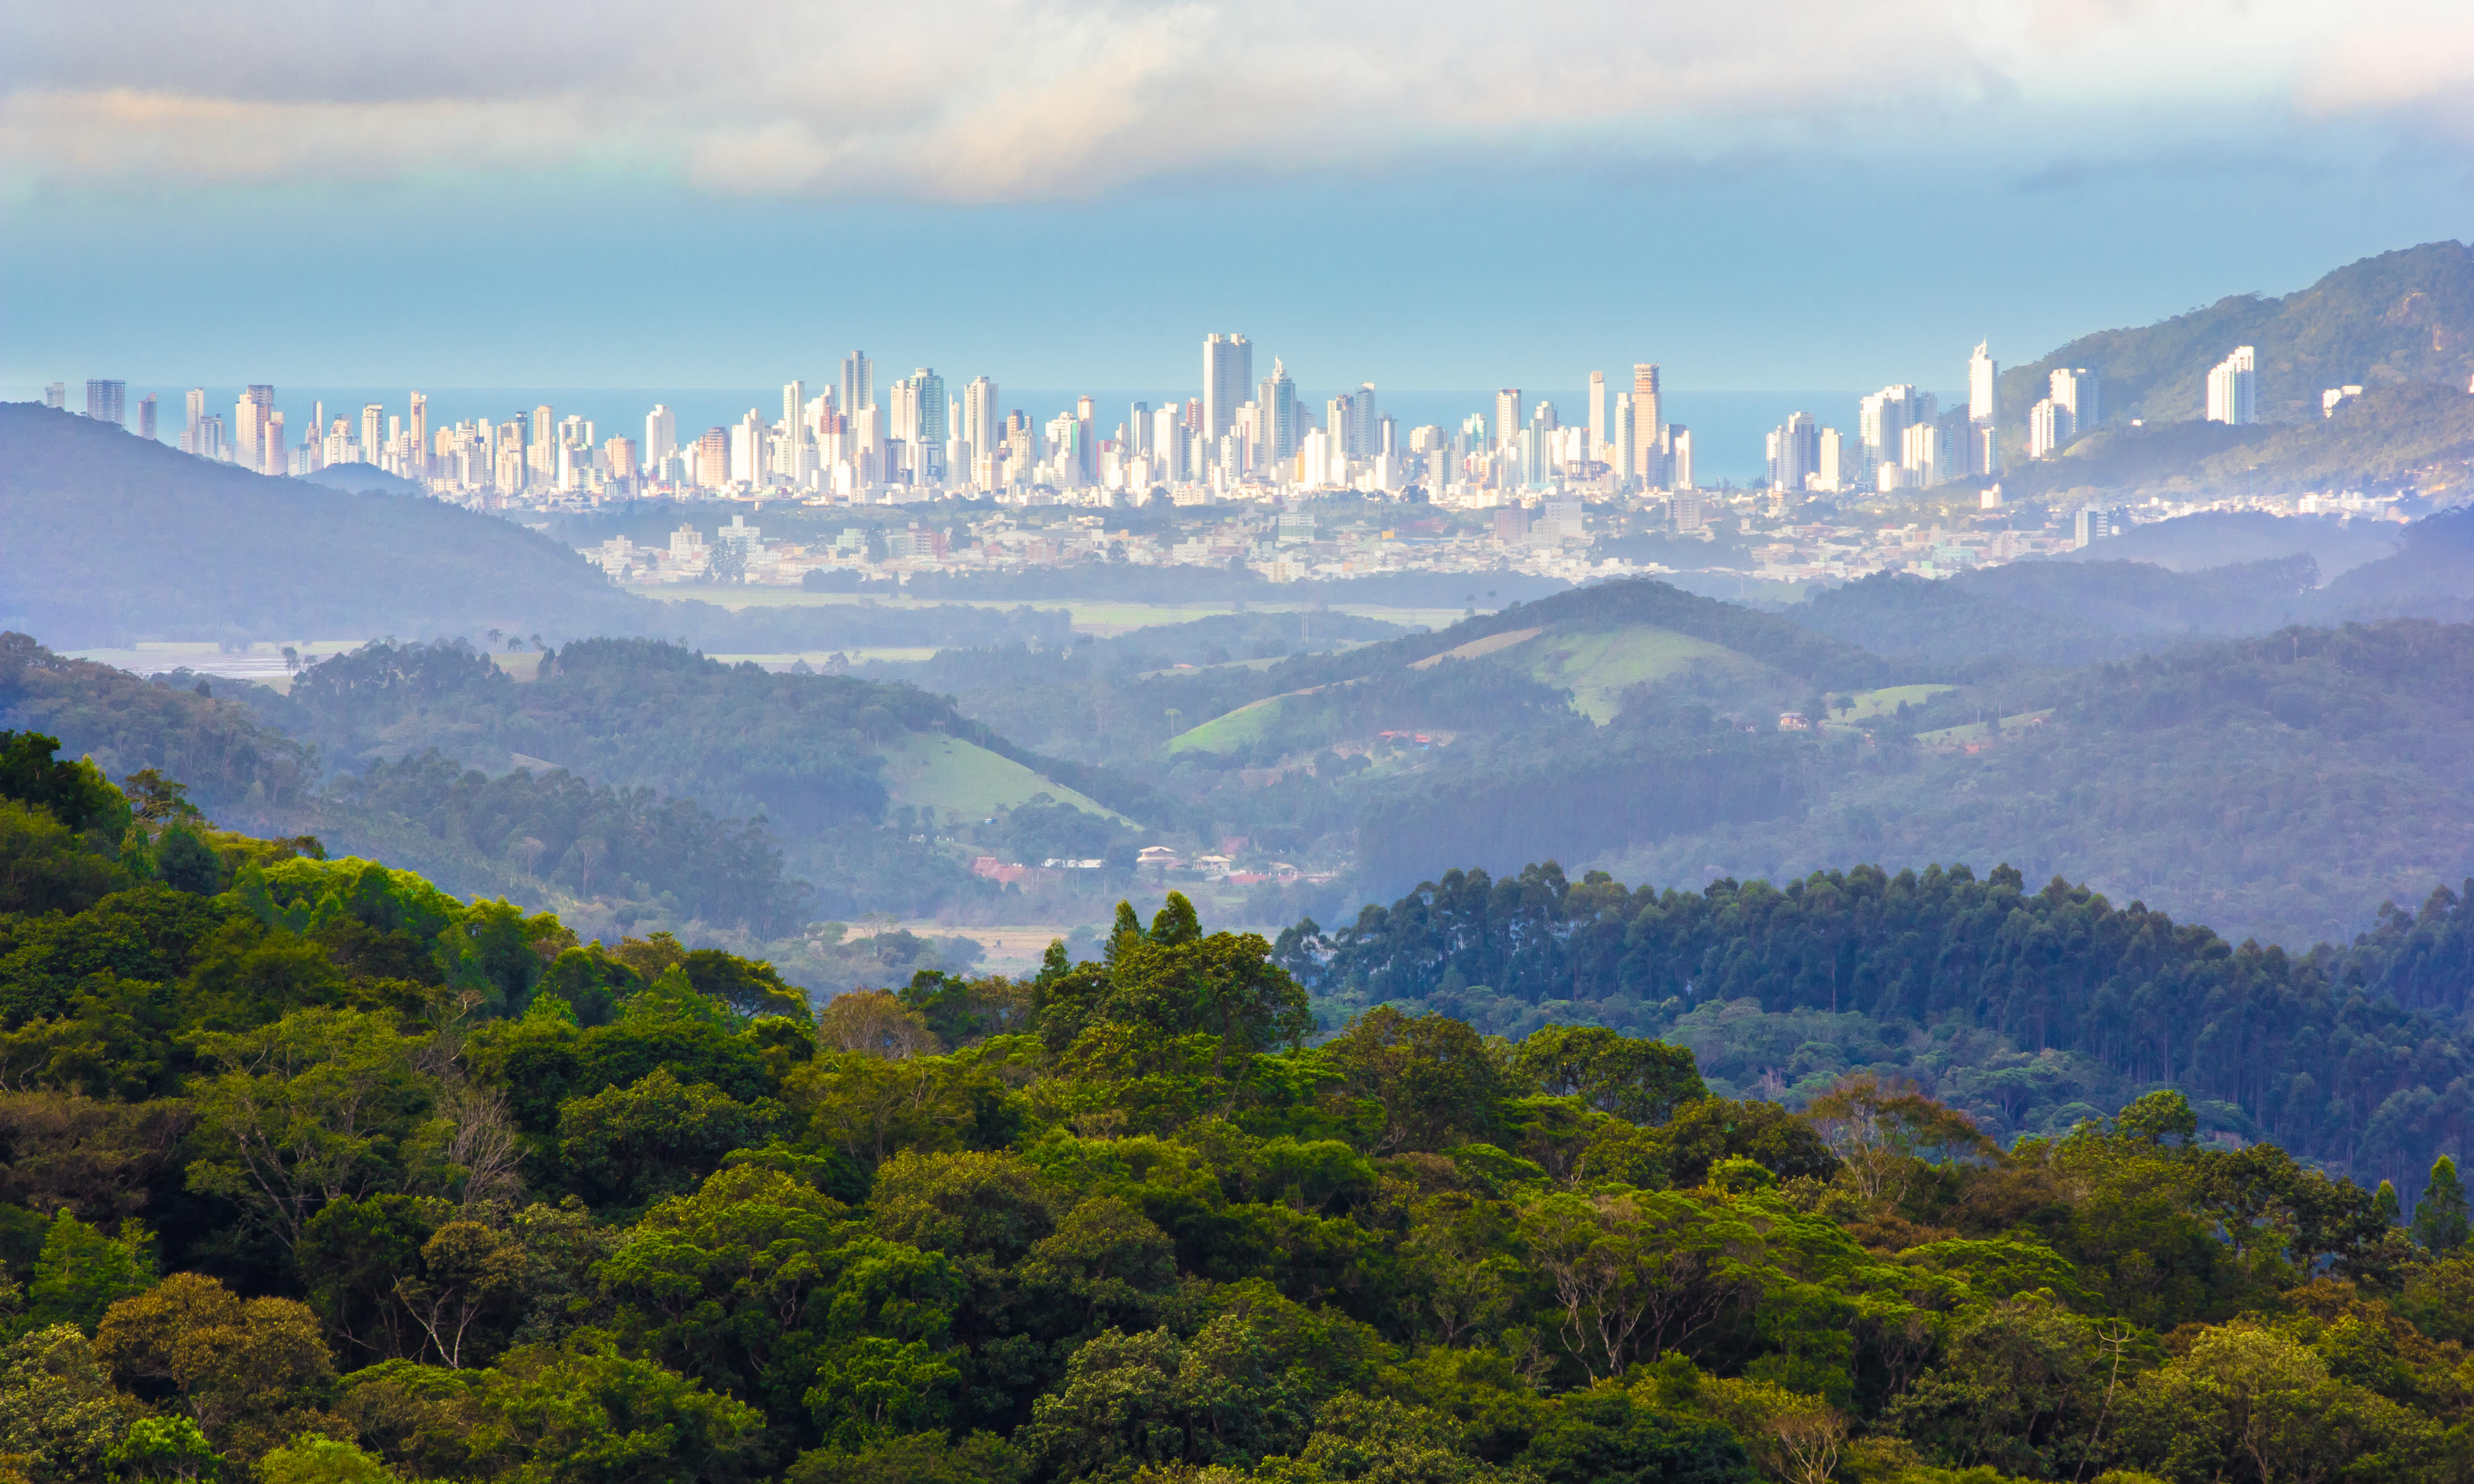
44;332;2387;594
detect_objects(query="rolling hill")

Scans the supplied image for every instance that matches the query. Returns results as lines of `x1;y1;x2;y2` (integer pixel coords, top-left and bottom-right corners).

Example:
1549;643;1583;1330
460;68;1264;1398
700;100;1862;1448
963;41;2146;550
2000;238;2474;433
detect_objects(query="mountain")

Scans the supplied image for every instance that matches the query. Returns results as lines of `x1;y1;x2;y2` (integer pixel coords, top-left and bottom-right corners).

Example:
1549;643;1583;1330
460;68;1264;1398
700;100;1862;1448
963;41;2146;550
0;403;1074;655
0;403;644;646
300;459;424;495
2001;239;2474;432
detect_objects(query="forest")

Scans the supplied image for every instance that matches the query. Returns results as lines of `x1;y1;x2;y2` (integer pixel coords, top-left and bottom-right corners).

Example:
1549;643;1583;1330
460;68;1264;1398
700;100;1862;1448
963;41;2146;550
1;736;2472;1484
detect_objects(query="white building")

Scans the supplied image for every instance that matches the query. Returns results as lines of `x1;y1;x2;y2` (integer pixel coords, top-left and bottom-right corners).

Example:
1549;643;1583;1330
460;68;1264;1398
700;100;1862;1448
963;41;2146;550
2206;346;2257;425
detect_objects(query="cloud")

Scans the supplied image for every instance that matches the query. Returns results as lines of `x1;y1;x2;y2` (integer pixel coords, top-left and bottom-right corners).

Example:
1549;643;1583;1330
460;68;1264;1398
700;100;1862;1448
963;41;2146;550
2;0;2461;203
2298;4;2474;143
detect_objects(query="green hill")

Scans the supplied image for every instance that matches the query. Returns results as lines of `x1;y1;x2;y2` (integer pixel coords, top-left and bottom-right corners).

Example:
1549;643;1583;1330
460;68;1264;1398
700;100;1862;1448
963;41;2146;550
2001;239;2474;433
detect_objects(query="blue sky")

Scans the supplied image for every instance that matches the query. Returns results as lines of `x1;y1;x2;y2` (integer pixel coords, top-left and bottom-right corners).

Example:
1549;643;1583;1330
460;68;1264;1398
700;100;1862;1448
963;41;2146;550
6;0;2472;397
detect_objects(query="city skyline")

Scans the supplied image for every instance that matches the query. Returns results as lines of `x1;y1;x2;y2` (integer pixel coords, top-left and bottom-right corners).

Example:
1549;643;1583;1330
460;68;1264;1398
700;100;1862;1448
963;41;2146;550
6;2;2472;388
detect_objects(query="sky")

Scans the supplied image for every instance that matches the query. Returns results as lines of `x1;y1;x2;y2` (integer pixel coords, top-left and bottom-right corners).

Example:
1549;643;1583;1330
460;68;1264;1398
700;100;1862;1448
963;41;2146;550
5;0;2473;399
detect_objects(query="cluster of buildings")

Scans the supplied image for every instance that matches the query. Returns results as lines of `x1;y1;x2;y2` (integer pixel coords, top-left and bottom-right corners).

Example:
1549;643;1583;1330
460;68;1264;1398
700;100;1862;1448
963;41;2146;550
49;336;2427;523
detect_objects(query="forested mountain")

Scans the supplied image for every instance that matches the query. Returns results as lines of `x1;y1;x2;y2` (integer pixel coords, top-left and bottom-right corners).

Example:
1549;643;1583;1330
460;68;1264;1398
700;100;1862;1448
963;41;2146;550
0;404;1072;654
1290;859;2474;1193
1601;619;2474;949
1998;239;2474;433
2;745;2472;1484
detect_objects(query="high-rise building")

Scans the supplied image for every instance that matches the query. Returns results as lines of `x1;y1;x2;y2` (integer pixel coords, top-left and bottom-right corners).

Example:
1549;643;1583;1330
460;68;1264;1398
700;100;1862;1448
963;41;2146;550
1325;393;1353;456
137;394;156;440
2206;346;2256;425
964;377;999;479
1901;421;1943;486
526;406;553;481
1204;333;1252;443
1631;364;1662;480
1817;427;1846;492
1257;360;1297;462
361;405;385;466
2028;398;2072;459
605;437;638;488
1588;372;1607;464
1768;412;1818;492
2050;367;2099;430
1349;383;1379;458
1609;393;1637;482
43;384;65;411
408;393;429;477
182;389;207;453
1859;385;1934;477
696;427;729;488
1151;404;1184;480
1494;389;1522;450
645;406;677;470
1968;341;2000;476
1670;427;1694;490
85;380;126;427
841;352;873;420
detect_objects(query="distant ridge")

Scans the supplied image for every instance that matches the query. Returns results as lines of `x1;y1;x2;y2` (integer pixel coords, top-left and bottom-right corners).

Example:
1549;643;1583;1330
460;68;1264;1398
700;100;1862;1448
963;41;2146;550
2002;239;2474;435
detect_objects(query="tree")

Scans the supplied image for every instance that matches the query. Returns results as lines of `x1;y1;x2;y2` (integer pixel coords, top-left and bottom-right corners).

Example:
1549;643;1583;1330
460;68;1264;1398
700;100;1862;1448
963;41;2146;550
554;1068;785;1208
1804;1076;1993;1209
92;1273;342;1465
1319;1007;1507;1154
0;1323;144;1483
2409;1154;2470;1253
815;991;943;1059
1509;1026;1707;1127
27;1211;155;1333
255;1433;400;1483
183;1009;435;1256
1517;1191;1759;1381
463;1330;767;1484
0;733;123;834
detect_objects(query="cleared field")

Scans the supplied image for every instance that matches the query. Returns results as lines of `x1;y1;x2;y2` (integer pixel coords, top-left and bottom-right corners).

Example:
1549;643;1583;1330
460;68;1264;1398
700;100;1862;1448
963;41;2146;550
1520;628;1750;722
1165;693;1295;755
1915;710;2056;746
1831;683;1960;723
874;733;1136;825
1409;626;1545;670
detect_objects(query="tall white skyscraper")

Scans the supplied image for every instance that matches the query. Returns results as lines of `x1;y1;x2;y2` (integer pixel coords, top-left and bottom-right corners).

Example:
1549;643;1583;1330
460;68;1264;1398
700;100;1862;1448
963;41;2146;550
1588;372;1607;463
1609;394;1637;482
182;389;207;453
1257;360;1296;462
84;381;126;427
645;405;677;469
1859;385;1935;477
1204;333;1252;442
408;393;429;477
841;352;874;420
2050;367;2099;429
1967;341;2000;477
1670;427;1694;490
963;377;999;469
2206;346;2257;425
1769;412;1818;492
361;404;385;464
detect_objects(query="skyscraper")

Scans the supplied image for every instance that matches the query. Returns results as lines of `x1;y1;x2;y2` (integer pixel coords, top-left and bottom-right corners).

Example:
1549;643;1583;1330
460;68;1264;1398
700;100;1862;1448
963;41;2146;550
362;405;385;466
2050;367;2100;429
1631;364;1662;485
1588;372;1607;464
408;393;429;478
1768;412;1818;492
137;395;156;440
1495;389;1523;450
841;352;874;420
1204;333;1252;443
1349;384;1379;458
2206;347;2256;425
1258;360;1296;462
1610;393;1636;482
182;389;207;453
529;406;555;482
1968;341;2000;477
1859;386;1934;478
645;406;677;470
1670;428;1695;491
84;380;126;427
964;377;999;474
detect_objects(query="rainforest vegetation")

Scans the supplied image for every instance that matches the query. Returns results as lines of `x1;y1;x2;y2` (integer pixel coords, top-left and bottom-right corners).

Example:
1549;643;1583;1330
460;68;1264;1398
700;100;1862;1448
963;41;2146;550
1;735;2470;1484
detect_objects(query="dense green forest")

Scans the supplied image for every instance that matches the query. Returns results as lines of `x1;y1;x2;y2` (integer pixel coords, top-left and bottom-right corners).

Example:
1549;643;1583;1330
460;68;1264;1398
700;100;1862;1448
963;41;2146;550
1;741;2471;1484
1288;858;2474;1193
